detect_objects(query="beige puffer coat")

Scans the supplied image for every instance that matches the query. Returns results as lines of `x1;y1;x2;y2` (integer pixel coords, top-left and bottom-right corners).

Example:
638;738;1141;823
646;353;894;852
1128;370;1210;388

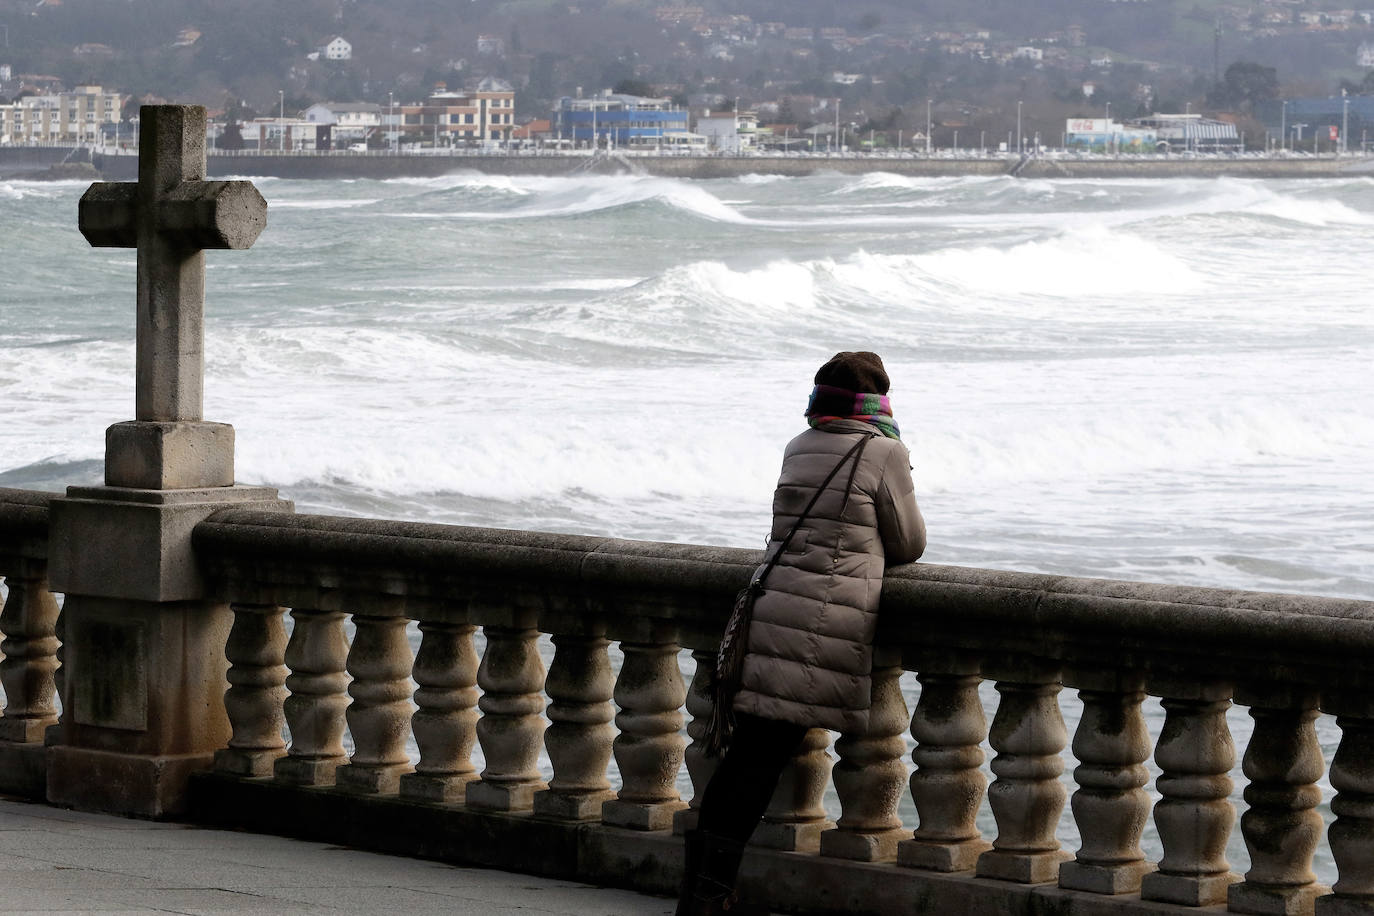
733;419;926;733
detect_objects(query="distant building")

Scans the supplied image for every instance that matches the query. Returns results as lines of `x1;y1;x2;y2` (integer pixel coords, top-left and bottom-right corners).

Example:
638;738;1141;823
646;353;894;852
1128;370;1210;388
476;34;505;55
695;111;758;152
552;90;689;147
1064;117;1157;151
1358;41;1374;67
396;77;515;146
1130;113;1239;150
1013;46;1044;61
324;37;352;60
0;83;121;143
302;101;381;147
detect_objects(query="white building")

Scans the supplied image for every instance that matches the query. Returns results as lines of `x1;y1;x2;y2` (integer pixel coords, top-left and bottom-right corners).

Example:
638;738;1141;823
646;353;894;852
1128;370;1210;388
695;112;757;152
1014;46;1044;61
1359;41;1374;68
0;84;121;143
324;37;352;60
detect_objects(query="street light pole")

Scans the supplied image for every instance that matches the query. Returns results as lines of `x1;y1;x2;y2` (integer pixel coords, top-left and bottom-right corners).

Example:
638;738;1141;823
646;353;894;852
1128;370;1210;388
1016;99;1023;155
925;98;932;154
1343;97;1350;154
278;89;284;151
388;91;395;152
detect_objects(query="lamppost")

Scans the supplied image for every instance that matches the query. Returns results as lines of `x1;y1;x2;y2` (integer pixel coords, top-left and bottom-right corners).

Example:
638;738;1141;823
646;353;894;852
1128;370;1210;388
278;89;284;151
1016;99;1023;155
1105;100;1111;121
925;98;932;154
388;91;394;152
1343;96;1350;154
1280;100;1287;153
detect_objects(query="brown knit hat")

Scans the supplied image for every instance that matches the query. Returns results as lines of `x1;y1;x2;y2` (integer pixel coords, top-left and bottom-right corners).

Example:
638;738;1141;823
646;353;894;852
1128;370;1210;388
814;351;889;394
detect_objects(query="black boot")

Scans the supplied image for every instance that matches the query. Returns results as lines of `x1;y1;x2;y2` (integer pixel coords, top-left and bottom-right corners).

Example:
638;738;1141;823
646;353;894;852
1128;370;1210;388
675;830;767;915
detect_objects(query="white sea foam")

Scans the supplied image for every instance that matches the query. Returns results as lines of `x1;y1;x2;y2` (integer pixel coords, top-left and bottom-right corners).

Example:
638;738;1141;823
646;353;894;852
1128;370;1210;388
269;198;380;210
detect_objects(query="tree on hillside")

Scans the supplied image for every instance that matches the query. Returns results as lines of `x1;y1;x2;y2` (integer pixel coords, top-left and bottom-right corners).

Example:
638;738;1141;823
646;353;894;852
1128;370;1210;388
1208;60;1279;112
613;78;656;98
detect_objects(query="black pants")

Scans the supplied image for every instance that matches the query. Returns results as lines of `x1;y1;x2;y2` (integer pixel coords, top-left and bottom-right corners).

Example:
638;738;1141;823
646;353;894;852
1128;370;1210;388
696;712;810;843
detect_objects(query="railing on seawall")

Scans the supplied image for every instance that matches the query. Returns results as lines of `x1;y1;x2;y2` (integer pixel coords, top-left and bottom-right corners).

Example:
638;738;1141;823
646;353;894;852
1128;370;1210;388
3;491;1374;915
0;488;61;797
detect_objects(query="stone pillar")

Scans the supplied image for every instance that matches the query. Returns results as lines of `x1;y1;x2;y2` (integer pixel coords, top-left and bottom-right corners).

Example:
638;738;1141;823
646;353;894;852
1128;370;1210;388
467;622;548;811
0;560;61;797
1059;669;1152;895
273;608;350;787
213;603;287;777
399;617;479;803
1139;682;1240;907
674;647;720;835
336;610;414;794
751;728;834;852
821;656;909;862
1315;706;1374;916
48;105;284;818
602;635;687;830
976;660;1071;884
1229;686;1327;916
46;484;288;818
534;627;616;820
898;655;992;872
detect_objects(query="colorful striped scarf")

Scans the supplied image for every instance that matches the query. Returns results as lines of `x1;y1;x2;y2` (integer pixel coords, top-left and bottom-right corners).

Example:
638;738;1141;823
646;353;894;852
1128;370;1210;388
805;384;901;440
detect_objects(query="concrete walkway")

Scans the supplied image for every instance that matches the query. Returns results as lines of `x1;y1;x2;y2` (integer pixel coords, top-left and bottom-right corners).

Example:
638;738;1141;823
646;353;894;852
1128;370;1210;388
0;797;675;915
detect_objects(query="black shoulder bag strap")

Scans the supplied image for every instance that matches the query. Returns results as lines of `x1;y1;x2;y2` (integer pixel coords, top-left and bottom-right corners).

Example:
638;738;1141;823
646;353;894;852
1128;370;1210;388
752;431;876;591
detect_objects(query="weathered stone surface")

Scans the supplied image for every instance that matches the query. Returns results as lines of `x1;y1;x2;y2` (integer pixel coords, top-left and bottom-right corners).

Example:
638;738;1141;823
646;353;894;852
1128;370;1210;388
105;421;234;489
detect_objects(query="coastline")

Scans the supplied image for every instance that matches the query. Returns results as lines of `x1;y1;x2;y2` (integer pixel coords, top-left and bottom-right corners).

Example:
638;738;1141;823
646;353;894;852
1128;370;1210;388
6;145;1374;180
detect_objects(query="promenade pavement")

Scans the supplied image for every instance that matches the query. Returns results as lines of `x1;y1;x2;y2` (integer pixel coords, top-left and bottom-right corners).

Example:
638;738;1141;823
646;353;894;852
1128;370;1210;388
0;797;676;915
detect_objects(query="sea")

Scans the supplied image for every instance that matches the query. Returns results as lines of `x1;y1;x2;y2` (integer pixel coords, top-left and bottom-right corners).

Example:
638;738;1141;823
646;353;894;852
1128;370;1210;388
2;170;1372;881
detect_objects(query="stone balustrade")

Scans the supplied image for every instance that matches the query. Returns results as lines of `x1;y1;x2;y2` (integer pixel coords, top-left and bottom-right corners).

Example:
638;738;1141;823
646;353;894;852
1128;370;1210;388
4;491;1374;915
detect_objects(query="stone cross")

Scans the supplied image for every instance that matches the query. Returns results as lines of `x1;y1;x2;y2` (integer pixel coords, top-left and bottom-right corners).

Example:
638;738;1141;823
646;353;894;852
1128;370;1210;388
77;105;267;490
78;104;266;423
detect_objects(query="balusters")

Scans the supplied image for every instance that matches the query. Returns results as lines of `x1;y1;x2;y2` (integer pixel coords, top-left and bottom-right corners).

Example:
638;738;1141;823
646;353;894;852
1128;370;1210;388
898;657;991;872
751;728;834;852
0;564;61;743
534;628;616;820
1139;683;1239;906
274;608;350;786
1229;686;1327;915
399;619;480;803
602;635;687;830
214;603;287;777
336;611;414;793
977;661;1070;884
467;623;547;811
1059;670;1151;895
821;657;909;861
1316;710;1374;916
674;648;720;835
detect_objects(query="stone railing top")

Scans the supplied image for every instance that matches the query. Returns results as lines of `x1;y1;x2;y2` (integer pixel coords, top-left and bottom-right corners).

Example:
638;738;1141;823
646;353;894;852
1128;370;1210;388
196;507;1374;698
0;487;57;564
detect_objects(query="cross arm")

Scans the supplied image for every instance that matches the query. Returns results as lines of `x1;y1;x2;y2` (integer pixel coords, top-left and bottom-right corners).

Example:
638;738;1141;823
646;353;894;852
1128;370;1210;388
159;181;268;250
78;182;137;248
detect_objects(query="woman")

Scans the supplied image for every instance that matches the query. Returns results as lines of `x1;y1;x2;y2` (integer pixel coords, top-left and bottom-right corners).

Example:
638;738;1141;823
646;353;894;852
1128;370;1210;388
678;351;926;915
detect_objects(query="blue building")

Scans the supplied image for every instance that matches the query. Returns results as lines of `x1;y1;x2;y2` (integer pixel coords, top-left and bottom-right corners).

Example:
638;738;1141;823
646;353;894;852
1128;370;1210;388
552;91;689;147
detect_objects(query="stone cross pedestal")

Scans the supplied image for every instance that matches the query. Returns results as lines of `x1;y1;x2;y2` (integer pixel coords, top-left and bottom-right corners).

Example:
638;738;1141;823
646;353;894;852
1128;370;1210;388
46;105;292;818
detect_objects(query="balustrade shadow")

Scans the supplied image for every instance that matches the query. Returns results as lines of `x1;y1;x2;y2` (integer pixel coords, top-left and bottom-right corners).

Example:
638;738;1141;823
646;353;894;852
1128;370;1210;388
3;488;1373;915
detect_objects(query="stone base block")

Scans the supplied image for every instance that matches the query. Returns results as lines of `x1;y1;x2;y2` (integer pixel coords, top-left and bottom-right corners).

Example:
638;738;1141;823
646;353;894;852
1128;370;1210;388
466;779;546;812
335;763;411;795
213;747;284;778
1141;869;1240;906
273;754;345;787
0;716;55;743
533;788;615;821
820;827;904;862
672;806;700;836
1231;881;1331;915
977;848;1072;884
398;772;476;804
1316;893;1374;916
46;745;213;818
898;837;992;873
601;798;686;831
749;818;833;853
1058;859;1153;895
49;484;290;602
0;739;48;799
105;421;234;490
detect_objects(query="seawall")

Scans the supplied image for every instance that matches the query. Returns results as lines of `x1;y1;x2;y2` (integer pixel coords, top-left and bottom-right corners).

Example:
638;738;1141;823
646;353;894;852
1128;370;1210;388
19;147;1374;181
